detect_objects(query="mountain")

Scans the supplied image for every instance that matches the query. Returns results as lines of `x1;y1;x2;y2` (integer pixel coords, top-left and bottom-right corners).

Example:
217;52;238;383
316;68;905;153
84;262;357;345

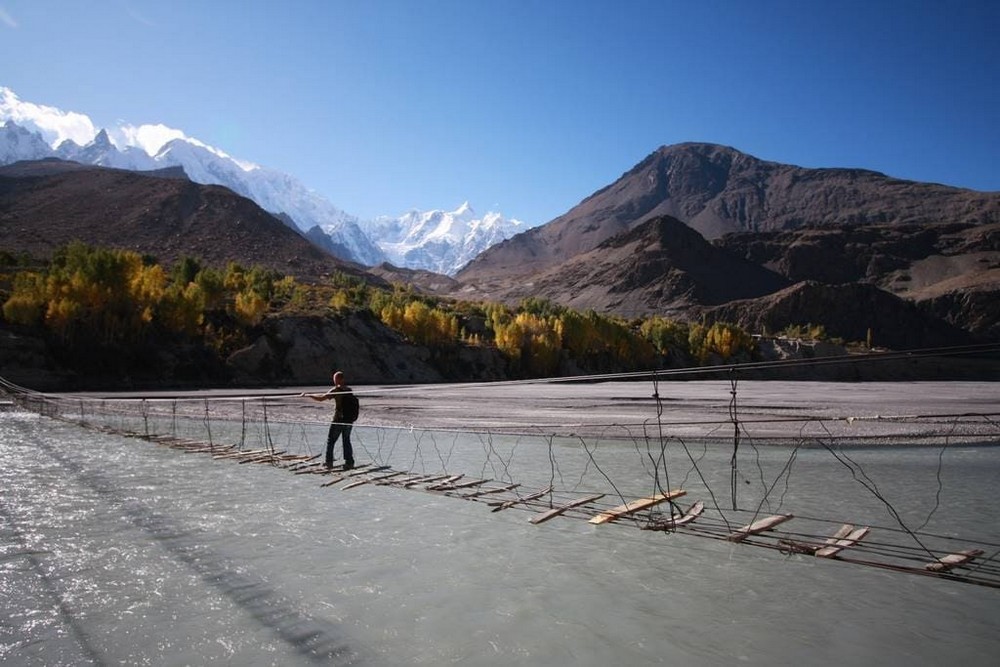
703;281;974;351
457;142;1000;283
0;120;53;163
450;143;999;345
0;88;530;272
716;221;1000;339
0;159;374;281
367;263;461;294
458;215;791;317
56;128;159;171
357;202;527;275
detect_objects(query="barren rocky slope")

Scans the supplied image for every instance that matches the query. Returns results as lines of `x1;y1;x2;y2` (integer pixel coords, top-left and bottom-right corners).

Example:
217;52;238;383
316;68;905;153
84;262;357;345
0;159;370;280
457;143;1000;283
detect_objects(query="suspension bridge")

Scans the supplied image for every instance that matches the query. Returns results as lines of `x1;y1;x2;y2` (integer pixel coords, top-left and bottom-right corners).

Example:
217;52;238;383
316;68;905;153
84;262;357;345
4;343;1000;590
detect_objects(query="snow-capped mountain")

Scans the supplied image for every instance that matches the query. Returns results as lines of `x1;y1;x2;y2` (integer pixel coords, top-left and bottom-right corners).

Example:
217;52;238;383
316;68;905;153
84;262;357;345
359;203;527;275
56;129;159;171
0;120;54;163
0;87;531;273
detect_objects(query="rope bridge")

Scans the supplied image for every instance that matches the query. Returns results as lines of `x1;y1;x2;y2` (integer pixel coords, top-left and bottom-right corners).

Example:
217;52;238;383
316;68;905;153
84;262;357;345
4;350;1000;590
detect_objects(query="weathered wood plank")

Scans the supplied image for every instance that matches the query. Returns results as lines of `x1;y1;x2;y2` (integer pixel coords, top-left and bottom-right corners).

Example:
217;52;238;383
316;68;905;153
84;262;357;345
403;474;453;488
778;523;853;554
727;513;794;542
671;500;705;527
320;465;390;487
926;548;985;572
462;483;520;499
530;493;606;525
814;526;870;558
181;444;238;454
238;450;286;463
278;454;321;469
375;473;427;486
424;475;465;490
289;460;329;473
643;500;706;531
589;490;686;525
489;486;553;512
433;479;490;492
341;471;404;490
213;448;270;460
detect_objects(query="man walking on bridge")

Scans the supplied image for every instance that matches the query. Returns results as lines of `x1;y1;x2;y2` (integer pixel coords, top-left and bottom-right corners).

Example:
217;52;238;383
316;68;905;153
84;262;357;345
302;370;357;470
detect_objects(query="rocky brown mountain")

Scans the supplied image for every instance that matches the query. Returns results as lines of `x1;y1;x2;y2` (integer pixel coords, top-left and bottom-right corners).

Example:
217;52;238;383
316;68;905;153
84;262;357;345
0;159;371;281
457;143;1000;283
703;281;974;351
717;222;1000;339
367;262;462;294
458;215;790;317
452;143;998;345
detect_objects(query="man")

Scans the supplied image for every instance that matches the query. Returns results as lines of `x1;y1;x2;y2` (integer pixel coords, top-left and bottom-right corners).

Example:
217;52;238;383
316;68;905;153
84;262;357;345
302;370;356;470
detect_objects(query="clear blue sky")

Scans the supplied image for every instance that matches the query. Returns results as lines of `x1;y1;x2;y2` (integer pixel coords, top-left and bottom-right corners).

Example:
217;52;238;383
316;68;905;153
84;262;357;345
2;1;997;225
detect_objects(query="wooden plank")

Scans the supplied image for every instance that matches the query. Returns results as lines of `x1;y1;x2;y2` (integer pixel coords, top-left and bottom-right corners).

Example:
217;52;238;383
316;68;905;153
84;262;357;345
433;479;490;492
213;448;270;460
778;523;853;554
341;471;404;490
530;493;606;525
490;486;554;512
238;450;286;463
814;526;870;558
289;460;329;473
375;474;427;486
823;523;856;545
589;490;686;525
403;474;454;488
462;483;520;499
424;474;464;490
727;513;794;542
320;465;390;487
671;500;705;527
278;454;321;469
296;462;370;475
643;500;705;531
178;445;236;454
926;548;985;572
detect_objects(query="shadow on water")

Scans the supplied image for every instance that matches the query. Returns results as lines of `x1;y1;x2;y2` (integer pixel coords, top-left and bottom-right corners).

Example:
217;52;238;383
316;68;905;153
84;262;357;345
35;440;366;665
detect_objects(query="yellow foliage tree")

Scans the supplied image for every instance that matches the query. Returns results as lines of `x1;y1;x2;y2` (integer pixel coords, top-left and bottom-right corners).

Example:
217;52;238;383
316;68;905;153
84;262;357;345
2;272;47;326
693;321;754;362
234;290;267;326
494;312;561;375
160;282;205;335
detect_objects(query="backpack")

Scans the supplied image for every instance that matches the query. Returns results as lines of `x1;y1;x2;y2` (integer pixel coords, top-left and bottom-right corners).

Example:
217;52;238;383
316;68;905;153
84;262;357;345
342;391;360;423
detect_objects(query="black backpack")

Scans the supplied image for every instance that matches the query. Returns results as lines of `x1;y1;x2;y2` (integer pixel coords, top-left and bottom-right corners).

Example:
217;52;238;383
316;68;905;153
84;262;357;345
342;391;360;423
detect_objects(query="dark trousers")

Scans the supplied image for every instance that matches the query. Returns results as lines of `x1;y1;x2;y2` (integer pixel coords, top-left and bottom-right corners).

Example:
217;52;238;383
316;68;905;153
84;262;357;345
325;422;353;466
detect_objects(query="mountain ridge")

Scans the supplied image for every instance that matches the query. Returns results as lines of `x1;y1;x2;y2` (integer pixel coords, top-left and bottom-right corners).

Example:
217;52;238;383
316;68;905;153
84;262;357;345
0;87;529;273
0;159;374;282
457;143;1000;283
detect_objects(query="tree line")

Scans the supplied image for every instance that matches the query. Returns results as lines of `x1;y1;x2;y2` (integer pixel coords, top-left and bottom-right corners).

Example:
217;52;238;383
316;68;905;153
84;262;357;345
1;243;774;379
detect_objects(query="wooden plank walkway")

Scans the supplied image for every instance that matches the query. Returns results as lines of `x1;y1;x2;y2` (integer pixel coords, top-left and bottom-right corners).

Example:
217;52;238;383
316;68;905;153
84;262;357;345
60;423;1000;591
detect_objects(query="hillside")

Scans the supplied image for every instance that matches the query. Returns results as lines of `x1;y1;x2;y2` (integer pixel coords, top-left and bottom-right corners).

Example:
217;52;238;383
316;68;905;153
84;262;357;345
703;282;974;351
457;215;790;317
457;143;1000;284
0;159;373;281
449;143;999;344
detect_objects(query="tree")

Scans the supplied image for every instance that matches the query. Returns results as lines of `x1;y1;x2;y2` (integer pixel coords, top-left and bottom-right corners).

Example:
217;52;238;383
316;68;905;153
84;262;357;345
2;272;47;326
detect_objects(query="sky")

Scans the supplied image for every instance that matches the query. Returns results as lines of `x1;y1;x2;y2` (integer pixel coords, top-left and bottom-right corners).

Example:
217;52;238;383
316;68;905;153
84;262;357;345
1;1;998;225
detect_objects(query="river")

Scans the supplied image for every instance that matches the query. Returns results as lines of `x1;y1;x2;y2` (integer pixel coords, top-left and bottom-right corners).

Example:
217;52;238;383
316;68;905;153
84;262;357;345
2;380;999;665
